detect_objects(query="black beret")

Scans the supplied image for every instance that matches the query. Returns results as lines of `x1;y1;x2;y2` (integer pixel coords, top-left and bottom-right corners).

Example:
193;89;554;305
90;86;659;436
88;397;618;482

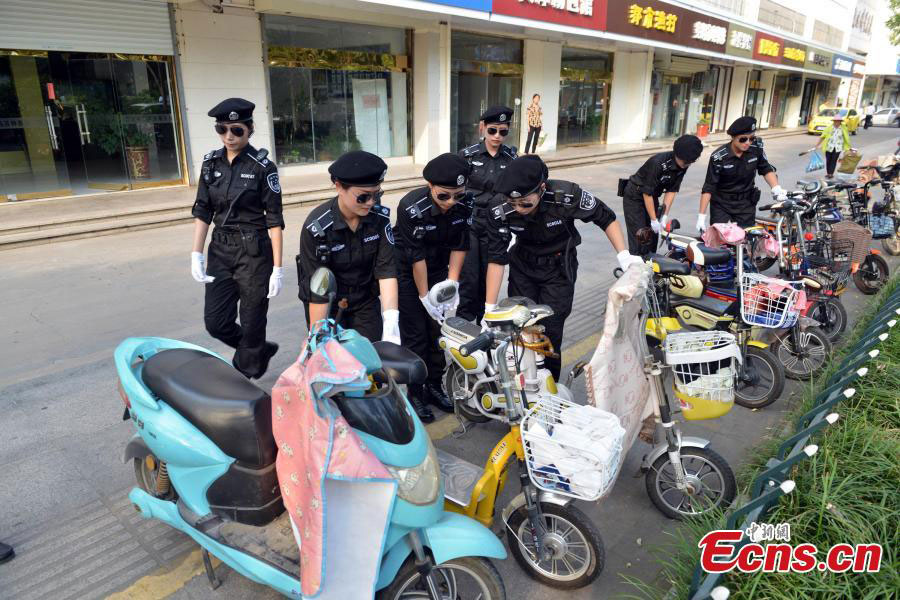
480;105;514;125
726;116;757;137
328;150;388;186
494;155;548;198
423;153;471;187
673;134;704;162
208;97;255;122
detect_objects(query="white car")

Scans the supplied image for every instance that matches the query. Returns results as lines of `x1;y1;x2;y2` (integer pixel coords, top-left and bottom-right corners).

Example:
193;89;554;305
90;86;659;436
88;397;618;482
870;108;900;127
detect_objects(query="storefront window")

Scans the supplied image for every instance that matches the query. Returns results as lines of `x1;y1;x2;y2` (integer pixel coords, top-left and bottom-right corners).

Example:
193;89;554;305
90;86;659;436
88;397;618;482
744;70;766;124
264;16;411;165
648;71;691;139
557;47;612;147
451;32;523;152
768;75;790;128
684;68;720;137
0;50;182;201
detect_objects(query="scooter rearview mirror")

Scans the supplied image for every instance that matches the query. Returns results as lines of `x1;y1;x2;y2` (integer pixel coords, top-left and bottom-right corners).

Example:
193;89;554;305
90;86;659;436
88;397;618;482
310;267;337;301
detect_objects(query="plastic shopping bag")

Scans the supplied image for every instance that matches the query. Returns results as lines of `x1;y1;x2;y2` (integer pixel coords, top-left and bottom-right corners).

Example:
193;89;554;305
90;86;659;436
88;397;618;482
805;150;824;173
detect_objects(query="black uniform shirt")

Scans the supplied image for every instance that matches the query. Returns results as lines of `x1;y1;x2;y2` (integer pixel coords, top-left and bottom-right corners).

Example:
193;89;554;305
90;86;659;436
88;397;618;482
485;180;616;265
458;142;517;207
192;145;284;230
395;186;473;272
297;198;396;303
627;151;687;199
701;139;776;196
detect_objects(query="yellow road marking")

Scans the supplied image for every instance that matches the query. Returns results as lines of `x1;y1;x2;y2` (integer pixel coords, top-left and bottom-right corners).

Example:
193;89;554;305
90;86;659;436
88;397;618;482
107;549;220;600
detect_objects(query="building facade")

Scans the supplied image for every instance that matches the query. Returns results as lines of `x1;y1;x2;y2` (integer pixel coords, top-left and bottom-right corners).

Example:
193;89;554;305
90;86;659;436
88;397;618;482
0;0;869;202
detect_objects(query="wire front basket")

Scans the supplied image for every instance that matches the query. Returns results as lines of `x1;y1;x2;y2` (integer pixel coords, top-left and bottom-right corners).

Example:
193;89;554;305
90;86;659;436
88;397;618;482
521;396;625;501
740;272;801;328
663;331;739;420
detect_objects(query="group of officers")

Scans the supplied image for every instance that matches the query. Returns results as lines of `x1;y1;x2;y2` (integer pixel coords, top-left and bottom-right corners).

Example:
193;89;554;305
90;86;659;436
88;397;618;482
191;98;787;422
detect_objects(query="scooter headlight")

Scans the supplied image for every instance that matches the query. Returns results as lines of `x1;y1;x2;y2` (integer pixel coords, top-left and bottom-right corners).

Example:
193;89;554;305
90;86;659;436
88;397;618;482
384;436;440;506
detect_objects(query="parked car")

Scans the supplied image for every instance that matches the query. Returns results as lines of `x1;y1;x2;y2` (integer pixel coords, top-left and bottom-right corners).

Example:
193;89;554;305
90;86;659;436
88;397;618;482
870;107;900;127
807;107;860;135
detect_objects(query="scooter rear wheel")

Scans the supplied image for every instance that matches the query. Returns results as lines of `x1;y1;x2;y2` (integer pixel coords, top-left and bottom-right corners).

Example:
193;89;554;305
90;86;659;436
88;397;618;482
853;253;890;295
377;555;506;600
133;456;177;501
808;297;848;343
734;346;785;409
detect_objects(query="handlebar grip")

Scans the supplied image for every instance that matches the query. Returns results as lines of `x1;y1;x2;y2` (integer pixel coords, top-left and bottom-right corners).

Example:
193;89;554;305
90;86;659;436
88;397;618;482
759;203;774;211
460;332;494;356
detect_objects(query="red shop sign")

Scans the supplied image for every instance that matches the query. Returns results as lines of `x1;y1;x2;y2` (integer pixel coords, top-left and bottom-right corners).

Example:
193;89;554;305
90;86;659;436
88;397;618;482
492;0;607;31
753;31;783;64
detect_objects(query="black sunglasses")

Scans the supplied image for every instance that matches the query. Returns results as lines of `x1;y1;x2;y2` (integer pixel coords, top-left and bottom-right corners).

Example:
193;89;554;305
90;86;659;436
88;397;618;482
215;123;247;137
737;135;756;143
355;190;384;204
435;191;468;202
486;127;509;137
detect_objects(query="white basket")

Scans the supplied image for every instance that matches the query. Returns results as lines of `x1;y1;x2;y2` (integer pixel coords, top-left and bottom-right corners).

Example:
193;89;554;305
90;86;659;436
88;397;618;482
739;272;801;329
521;396;625;501
664;332;740;404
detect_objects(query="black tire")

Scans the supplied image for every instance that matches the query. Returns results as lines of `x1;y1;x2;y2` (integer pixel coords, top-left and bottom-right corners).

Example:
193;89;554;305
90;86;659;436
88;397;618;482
734;346;785;409
506;502;604;589
773;326;833;380
377;555;506;600
645;446;737;519
443;363;491;423
133;456;177;501
853;253;890;294
808;297;848;343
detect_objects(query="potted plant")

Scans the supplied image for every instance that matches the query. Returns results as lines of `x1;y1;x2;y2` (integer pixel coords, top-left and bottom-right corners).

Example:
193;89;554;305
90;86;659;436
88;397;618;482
696;116;711;138
123;125;153;179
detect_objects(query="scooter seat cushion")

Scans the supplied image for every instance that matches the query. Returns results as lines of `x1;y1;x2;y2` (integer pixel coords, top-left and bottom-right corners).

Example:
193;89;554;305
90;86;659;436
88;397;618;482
372;341;427;386
142;349;276;467
696;245;732;266
650;255;692;276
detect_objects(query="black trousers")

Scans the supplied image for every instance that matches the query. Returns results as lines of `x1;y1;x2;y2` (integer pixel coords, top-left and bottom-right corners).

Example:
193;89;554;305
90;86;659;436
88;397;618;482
204;233;273;378
507;250;577;381
864;115;872;129
457;217;489;323
398;269;446;395
825;150;841;177
623;192;659;255
303;295;382;344
525;126;541;154
710;191;759;228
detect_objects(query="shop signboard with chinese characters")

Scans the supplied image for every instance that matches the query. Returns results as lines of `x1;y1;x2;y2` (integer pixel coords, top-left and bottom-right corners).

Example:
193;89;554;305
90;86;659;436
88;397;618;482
781;42;806;67
604;0;727;51
805;48;833;73
492;0;606;30
852;62;865;79
831;54;854;77
753;31;783;64
725;23;755;59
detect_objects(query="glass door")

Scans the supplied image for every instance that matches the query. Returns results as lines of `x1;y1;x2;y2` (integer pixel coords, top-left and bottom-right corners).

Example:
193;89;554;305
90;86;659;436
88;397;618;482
451;71;522;151
557;79;609;146
744;88;766;124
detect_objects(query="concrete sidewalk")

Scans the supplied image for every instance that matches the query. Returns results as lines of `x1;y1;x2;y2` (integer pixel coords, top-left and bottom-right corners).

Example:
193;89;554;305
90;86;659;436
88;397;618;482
0;127;807;250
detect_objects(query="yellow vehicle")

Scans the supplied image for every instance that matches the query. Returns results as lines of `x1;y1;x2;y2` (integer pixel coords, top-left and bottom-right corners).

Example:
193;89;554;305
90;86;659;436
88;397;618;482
807;107;860;135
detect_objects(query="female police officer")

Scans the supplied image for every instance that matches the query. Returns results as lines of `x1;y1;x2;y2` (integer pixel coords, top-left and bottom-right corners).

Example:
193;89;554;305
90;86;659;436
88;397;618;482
190;98;284;379
296;150;401;344
483;155;643;381
395;153;473;421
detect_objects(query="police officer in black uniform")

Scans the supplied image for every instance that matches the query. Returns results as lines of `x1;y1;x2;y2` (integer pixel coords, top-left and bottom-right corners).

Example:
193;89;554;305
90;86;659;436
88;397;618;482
484;155;643;380
457;105;518;324
191;98;284;379
296;151;400;344
395;153;474;422
622;134;703;255
698;116;786;230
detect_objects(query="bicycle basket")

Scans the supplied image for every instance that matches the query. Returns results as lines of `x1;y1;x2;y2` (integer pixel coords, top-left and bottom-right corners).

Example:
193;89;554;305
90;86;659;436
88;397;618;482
740;272;800;328
521;396;625;501
870;214;897;240
664;331;740;420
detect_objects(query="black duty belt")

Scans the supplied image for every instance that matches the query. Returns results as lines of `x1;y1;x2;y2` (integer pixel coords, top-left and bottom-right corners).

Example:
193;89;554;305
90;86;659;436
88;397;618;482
514;247;565;266
212;228;267;245
336;283;372;296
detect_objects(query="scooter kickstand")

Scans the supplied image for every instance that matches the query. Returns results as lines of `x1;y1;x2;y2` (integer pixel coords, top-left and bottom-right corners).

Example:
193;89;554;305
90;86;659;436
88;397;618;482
201;548;221;590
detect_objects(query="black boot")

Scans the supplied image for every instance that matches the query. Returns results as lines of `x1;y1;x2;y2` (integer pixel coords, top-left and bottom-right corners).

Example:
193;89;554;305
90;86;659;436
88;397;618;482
425;382;454;413
0;541;14;564
252;342;279;380
409;392;435;423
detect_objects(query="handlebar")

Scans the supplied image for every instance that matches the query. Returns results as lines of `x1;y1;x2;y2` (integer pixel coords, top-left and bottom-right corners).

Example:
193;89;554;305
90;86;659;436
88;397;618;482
460;331;494;356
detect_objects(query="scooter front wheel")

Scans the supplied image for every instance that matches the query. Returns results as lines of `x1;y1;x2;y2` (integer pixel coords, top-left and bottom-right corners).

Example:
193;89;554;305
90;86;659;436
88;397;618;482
444;363;491;423
645;446;736;519
773;326;832;380
506;502;604;589
853;253;890;294
378;555;506;600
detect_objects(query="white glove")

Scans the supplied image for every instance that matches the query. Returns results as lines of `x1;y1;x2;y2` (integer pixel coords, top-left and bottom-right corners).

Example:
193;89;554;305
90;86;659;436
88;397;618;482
382;309;401;344
190;251;215;283
420;294;445;323
695;213;707;232
267;266;284;299
650;219;661;234
771;185;788;200
616;250;644;272
659;214;669;230
480;302;496;331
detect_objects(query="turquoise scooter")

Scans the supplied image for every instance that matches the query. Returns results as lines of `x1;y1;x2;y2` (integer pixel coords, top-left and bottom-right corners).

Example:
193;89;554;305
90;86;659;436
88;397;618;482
116;267;507;599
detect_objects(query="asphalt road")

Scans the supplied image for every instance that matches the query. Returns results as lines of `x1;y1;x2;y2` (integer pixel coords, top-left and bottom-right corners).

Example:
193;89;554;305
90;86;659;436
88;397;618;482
0;126;897;600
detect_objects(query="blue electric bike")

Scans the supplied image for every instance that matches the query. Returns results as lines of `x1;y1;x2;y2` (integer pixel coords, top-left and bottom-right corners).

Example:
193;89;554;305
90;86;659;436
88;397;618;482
116;267;507;599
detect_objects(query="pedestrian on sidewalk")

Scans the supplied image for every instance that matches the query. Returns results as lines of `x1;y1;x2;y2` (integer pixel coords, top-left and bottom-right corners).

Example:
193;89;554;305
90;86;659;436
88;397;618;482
525;94;542;154
698;116;786;230
483;155;643;380
190;98;284;379
620;134;703;255
457;105;517;325
863;102;875;129
296;151;401;345
814;114;851;179
393;153;473;422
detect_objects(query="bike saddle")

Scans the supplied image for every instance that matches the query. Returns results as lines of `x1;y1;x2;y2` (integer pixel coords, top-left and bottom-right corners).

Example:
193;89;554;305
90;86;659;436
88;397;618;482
691;244;732;266
141;349;275;467
650;255;692;276
372;341;427;386
800;277;822;290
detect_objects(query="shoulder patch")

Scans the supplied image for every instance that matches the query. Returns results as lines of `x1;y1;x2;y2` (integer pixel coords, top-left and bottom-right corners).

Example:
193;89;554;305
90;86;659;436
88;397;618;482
203;148;222;162
579;189;597;211
374;204;391;219
266;172;281;193
462;144;481;157
384;222;395;244
408;195;431;218
501;145;517;159
711;146;729;161
306;209;334;238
